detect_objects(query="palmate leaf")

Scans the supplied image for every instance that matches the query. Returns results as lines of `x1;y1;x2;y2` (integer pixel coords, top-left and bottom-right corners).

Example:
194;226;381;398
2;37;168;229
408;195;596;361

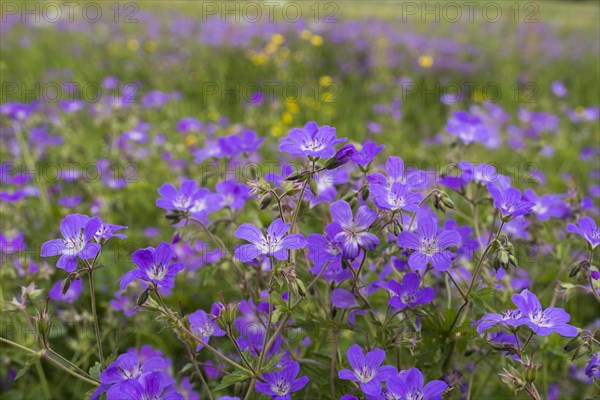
262;351;285;372
213;370;252;391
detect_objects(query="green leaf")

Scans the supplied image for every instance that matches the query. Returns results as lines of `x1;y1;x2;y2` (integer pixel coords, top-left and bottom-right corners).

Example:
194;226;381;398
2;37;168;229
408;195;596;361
213;370;251;391
89;361;102;380
262;352;285;372
15;360;33;381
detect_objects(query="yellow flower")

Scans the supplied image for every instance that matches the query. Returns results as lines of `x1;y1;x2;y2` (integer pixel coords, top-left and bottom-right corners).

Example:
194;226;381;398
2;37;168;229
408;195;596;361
208;111;220;122
281;112;293;125
418;55;434;68
319;76;334;87
250;53;268;65
127;38;139;52
271;33;285;45
310;35;323;46
265;43;278;55
286;101;300;114
300;29;312;40
185;135;197;146
144;41;156;53
473;90;484;103
271;125;283;137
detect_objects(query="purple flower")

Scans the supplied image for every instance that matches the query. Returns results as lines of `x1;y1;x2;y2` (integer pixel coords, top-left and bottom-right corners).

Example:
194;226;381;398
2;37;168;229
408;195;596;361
106;372;182;400
120;242;184;289
305;169;349;207
387;367;448;400
351;141;385;167
234;218;306;262
388;273;434;309
475;309;526;333
156;180;202;212
367;156;428;190
279;121;346;159
551;81;567;97
324;144;356;170
512;289;578;337
330;200;380;260
585;353;599;379
331;288;358;309
176;117;202;133
488;185;535;221
446;110;489;144
396;217;461;273
41;214;102;272
255;361;308;399
307;223;343;266
91;351;172;400
48;278;82;303
189;307;225;351
524;189;569;221
566;217;599;250
338;344;395;396
370;183;422;212
94;220;127;243
215;180;249;209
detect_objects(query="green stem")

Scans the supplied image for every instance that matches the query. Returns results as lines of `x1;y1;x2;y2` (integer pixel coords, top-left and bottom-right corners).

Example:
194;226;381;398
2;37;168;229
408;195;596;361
87;267;104;366
0;337;100;386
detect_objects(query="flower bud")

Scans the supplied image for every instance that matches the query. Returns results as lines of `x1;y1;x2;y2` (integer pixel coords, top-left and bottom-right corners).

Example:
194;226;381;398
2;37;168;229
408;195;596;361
324;145;355;170
285;171;310;182
260;194;273;210
137;289;150;307
309;179;319;196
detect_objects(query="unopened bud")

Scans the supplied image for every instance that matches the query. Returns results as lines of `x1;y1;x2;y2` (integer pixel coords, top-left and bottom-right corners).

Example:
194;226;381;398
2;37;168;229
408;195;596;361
137;289;150;307
324;145;355;170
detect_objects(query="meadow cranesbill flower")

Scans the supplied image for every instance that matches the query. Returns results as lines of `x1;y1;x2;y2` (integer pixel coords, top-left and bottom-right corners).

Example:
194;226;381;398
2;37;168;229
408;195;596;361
120;242;184;290
387;367;448;400
396;216;461;273
189;308;225;351
523;189;569;221
367;156;427;190
305;169;349;207
307;222;343;266
585;352;599;379
511;289;578;337
446;110;489;144
215;180;249;209
156;180;202;212
338;344;395;396
94;220;127;243
279;121;346;159
351;141;384;167
388;273;434;309
91;351;171;400
566;217;599;249
475;309;526;333
488;185;535;221
41;214;102;272
48;278;82;303
370;182;422;212
255;361;308;399
324;144;356;170
330;200;380;260
331;288;358;309
234;218;306;262
106;371;183;400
